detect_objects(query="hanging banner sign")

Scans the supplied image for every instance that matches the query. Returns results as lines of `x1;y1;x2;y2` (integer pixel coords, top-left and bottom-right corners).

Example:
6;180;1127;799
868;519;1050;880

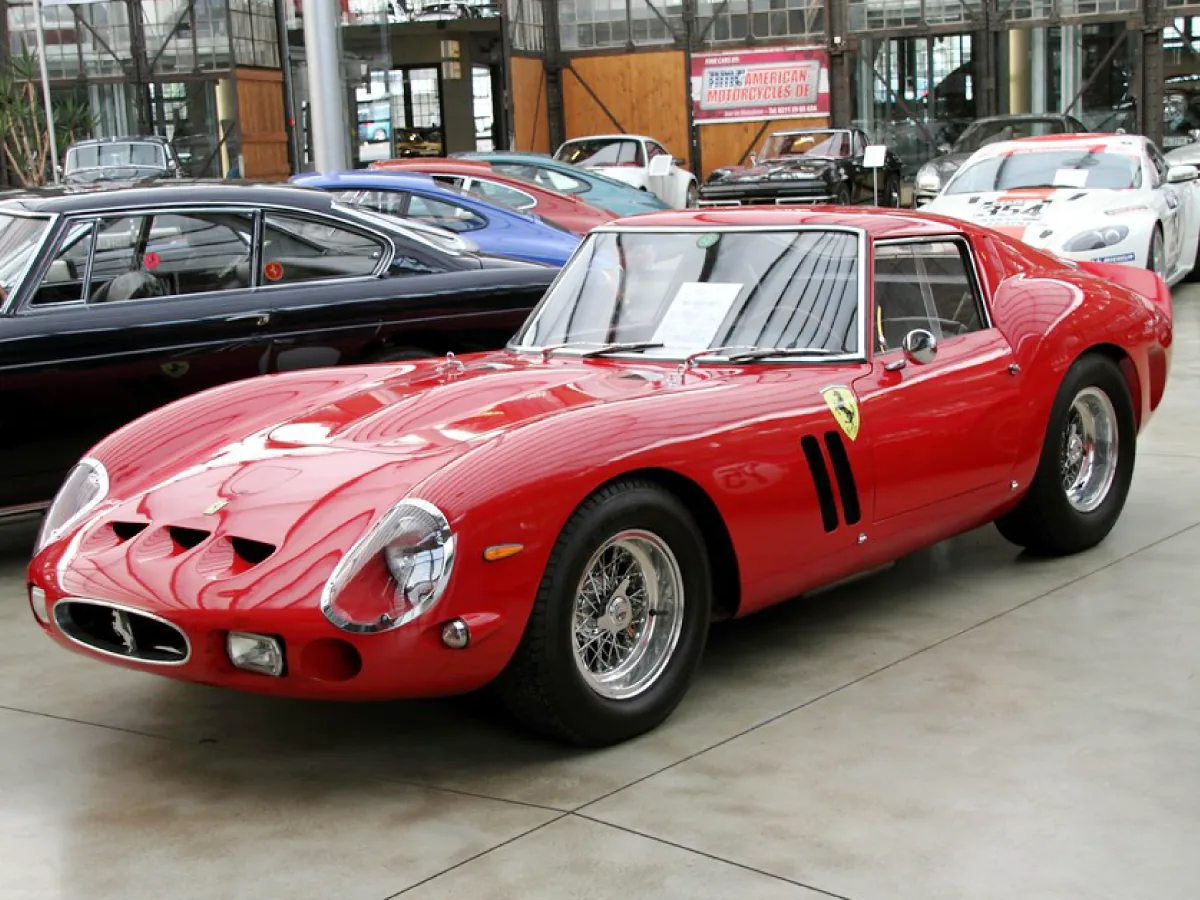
691;46;831;124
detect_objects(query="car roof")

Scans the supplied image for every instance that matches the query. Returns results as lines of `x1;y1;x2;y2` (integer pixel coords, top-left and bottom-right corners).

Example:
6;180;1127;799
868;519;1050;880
606;207;965;239
0;181;339;215
971;113;1080;123
68;135;168;146
562;134;650;142
969;133;1146;157
294;171;527;212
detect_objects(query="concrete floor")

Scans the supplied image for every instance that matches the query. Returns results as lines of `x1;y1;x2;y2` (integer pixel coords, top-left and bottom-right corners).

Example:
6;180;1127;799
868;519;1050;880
3;289;1199;900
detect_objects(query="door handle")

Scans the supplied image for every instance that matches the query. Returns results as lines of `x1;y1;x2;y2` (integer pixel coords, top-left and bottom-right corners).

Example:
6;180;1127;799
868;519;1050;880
226;312;271;326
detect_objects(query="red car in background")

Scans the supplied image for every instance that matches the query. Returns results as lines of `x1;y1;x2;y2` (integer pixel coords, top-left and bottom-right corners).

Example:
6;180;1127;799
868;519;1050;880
371;157;615;235
29;208;1172;747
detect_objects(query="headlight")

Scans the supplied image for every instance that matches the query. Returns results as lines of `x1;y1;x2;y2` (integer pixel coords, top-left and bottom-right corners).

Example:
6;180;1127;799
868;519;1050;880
915;164;941;193
35;458;109;554
320;498;456;633
1063;224;1129;252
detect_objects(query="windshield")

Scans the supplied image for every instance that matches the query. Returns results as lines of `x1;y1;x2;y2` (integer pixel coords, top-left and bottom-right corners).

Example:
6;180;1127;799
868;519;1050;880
65;142;167;173
512;229;861;359
761;131;849;160
556;139;645;168
946;149;1141;193
953;119;1068;153
0;214;52;301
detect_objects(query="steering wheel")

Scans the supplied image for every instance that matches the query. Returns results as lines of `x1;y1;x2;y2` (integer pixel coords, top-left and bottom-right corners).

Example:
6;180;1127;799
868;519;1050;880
881;315;969;345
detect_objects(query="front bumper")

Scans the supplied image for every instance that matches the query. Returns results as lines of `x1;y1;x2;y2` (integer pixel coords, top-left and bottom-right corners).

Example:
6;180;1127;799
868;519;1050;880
698;182;835;207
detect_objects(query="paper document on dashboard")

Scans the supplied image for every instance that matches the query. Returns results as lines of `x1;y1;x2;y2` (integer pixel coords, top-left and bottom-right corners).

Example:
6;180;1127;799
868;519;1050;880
651;282;743;348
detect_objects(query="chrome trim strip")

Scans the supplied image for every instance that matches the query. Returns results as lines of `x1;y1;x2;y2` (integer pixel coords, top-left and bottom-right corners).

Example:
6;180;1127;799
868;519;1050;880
0;501;50;520
52;596;192;667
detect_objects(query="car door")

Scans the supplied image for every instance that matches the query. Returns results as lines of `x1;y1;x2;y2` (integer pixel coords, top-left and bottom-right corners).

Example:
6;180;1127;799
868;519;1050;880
2;208;273;507
848;130;871;200
853;237;1024;544
1146;141;1186;269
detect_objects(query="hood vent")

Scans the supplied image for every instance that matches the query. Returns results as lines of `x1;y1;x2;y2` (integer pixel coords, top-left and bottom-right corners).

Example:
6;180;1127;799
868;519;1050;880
230;536;276;566
110;521;148;542
168;525;211;551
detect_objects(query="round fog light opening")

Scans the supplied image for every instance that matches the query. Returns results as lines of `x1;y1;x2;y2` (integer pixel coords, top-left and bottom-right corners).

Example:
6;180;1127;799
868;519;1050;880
441;618;470;650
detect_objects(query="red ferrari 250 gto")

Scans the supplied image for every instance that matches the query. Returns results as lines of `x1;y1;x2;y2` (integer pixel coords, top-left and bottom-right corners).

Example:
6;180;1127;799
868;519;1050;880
28;208;1173;745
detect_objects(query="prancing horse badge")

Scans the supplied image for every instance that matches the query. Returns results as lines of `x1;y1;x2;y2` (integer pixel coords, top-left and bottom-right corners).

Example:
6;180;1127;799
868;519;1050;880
161;361;189;378
821;385;860;442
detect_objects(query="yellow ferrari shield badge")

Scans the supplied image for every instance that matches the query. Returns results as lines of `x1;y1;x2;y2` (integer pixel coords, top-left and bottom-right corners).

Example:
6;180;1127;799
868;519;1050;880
822;386;860;442
161;361;189;379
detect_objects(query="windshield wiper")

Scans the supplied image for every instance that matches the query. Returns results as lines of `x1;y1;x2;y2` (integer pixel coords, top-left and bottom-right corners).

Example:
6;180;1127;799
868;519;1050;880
578;341;664;358
534;341;664;360
725;347;845;362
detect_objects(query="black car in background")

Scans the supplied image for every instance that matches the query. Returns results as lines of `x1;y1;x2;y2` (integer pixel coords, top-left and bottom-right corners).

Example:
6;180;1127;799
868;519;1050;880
0;183;555;513
699;128;904;208
912;113;1088;206
60;136;184;188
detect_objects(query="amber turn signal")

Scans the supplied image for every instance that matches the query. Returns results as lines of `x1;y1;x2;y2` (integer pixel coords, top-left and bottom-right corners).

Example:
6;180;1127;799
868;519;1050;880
482;543;524;562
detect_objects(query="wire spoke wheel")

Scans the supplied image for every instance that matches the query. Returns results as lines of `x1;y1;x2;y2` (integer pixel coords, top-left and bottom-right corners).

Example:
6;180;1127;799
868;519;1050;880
1059;386;1119;513
571;529;684;700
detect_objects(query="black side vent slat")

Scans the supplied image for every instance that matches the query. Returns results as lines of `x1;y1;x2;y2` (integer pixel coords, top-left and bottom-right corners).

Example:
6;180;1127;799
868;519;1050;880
168;526;211;550
230;536;276;565
800;435;839;533
823;431;862;526
111;521;148;542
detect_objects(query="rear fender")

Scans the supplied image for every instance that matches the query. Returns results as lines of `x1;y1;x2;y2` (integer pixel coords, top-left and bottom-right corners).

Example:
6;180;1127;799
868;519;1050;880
1077;260;1173;321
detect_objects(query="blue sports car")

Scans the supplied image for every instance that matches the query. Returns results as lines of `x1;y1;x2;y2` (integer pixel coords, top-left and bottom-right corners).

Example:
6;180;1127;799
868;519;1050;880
292;171;581;267
455;151;671;217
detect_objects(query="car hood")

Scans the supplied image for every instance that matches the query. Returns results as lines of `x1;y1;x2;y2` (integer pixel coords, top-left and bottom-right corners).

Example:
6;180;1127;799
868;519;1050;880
80;354;673;541
924;187;1152;247
706;157;834;184
1165;142;1200;167
920;152;971;182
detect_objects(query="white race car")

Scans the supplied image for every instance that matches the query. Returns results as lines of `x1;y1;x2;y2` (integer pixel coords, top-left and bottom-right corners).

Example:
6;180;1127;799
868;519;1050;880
554;134;699;209
925;133;1200;285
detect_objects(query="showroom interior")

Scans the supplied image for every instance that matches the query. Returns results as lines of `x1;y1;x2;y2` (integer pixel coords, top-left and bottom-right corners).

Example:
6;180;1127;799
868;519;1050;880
2;0;1200;896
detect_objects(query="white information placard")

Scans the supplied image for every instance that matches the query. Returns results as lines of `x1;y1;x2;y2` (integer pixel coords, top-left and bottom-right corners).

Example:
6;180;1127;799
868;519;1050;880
1052;168;1088;188
863;145;888;168
651;282;743;349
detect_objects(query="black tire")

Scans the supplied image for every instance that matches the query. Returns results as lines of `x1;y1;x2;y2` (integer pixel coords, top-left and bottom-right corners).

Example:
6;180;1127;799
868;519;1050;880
496;479;712;746
995;354;1135;556
833;182;852;206
882;173;902;207
368;346;437;363
1148;226;1166;281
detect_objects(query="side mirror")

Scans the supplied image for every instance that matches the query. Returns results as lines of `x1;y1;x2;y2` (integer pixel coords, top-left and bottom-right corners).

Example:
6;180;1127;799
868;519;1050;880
1168;163;1198;184
902;328;938;365
937;143;952;155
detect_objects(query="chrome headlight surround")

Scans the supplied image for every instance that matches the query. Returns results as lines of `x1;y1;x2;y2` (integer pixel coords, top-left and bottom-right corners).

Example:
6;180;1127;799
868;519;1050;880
1063;224;1130;252
915;163;942;193
34;458;109;554
320;498;456;634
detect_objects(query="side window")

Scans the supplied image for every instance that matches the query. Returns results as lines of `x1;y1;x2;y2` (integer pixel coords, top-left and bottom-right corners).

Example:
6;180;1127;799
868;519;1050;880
1147;144;1170;186
333;188;409;217
874;240;984;352
467;178;536;211
852;131;867;156
431;175;466;190
261;213;385;283
86;212;253;302
31;220;94;306
405;195;487;233
647;142;668;160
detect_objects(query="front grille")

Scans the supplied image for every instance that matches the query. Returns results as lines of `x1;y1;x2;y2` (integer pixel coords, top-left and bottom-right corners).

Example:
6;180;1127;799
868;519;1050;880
54;600;190;665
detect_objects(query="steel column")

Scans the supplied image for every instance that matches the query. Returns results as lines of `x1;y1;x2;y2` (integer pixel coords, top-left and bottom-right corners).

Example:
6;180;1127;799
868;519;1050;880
303;0;348;171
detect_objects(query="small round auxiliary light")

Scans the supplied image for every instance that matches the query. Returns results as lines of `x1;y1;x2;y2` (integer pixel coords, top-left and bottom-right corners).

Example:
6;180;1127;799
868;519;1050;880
441;618;470;650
